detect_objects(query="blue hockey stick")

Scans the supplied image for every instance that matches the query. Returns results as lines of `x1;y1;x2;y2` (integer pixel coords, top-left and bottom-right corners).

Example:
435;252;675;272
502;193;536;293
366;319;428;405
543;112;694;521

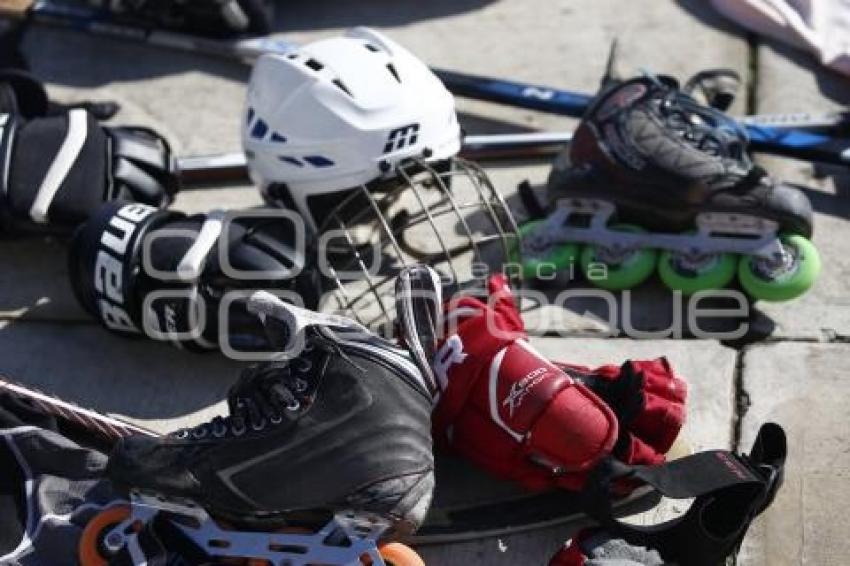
433;69;850;167
5;0;848;167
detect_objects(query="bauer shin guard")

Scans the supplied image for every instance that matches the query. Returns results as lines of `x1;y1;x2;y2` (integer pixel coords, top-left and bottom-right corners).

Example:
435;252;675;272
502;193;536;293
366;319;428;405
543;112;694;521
68;201;321;351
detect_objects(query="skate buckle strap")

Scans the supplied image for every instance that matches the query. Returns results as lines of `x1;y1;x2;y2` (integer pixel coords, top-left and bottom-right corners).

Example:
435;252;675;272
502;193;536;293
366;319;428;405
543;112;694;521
176;210;224;281
581;422;786;566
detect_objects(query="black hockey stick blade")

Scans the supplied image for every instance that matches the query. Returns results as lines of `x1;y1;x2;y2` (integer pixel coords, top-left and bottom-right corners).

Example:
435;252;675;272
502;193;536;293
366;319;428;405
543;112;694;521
0;375;157;442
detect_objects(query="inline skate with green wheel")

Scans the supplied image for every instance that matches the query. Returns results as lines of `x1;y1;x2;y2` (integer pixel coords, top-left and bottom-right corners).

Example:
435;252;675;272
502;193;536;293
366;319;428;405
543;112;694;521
517;74;819;302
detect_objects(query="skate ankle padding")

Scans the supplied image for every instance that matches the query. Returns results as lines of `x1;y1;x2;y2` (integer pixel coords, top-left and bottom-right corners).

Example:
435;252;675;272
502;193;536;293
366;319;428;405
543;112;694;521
581;423;786;566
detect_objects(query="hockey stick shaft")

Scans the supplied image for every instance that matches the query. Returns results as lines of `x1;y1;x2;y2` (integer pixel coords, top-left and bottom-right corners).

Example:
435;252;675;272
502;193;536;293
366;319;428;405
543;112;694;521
433;69;850;166
19;0;296;61
0;376;157;440
435;69;850;132
178;132;573;185
20;1;850;131
14;1;850;166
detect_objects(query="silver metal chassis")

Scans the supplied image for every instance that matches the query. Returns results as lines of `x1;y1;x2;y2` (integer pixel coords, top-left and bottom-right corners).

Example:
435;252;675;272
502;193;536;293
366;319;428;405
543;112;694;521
103;492;393;565
524;198;784;261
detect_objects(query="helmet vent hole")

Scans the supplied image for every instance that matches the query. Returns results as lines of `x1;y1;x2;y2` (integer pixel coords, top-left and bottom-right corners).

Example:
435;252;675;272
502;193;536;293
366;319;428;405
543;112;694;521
364;43;380;52
305;58;324;72
332;79;353;97
304;155;335;168
250;119;268;140
278;156;304;167
386;63;401;83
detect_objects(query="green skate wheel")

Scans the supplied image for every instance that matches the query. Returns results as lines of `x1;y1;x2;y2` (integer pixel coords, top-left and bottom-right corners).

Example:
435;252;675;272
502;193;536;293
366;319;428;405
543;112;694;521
514;220;579;280
738;234;820;302
658;248;737;296
580;224;657;291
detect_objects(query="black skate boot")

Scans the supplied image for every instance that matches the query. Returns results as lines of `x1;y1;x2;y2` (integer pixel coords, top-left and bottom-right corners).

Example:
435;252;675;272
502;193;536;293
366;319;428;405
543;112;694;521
91;294;433;565
519;74;820;302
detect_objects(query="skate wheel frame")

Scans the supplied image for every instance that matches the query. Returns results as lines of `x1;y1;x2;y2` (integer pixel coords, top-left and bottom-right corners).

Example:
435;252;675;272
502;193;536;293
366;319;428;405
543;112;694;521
738;234;820;302
78;504;131;566
580;224;657;290
516;219;579;279
84;491;412;565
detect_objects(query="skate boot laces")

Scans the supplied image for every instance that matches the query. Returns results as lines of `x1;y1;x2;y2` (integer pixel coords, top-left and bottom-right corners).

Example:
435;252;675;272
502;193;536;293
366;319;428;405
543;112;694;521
646;73;748;162
173;346;320;440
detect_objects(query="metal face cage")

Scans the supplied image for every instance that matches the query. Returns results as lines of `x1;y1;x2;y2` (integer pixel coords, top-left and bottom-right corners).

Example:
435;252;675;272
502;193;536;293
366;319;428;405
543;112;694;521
315;157;521;334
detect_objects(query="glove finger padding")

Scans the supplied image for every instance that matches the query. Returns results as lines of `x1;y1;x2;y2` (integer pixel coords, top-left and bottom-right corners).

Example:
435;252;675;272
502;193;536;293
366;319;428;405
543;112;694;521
433;274;687;492
556;358;687;467
69;201;320;351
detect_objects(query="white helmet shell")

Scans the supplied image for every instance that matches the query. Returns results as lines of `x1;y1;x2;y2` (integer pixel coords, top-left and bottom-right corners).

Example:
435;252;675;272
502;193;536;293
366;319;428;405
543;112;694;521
243;27;461;223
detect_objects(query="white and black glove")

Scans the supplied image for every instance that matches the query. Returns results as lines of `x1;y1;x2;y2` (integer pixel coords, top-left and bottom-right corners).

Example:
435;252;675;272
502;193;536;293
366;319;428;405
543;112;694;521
0;70;176;234
68;201;323;352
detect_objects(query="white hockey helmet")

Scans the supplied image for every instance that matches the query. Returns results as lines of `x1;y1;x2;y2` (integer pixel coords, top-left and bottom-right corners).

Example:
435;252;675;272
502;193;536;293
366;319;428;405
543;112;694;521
243;27;462;227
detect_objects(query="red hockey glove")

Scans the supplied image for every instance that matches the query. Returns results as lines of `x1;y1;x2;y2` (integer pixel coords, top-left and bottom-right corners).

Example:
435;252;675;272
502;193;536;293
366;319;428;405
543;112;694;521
432;274;686;491
555;358;686;467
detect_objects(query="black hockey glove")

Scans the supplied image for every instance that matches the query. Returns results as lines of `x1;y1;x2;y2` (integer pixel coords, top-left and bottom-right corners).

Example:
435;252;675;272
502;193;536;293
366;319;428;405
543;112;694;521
68;201;324;352
0;69;174;235
0;110;177;234
87;0;275;37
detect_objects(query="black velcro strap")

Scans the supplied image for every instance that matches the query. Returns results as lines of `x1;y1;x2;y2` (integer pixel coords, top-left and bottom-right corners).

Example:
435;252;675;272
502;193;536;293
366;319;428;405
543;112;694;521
518;180;547;220
582;423;786;566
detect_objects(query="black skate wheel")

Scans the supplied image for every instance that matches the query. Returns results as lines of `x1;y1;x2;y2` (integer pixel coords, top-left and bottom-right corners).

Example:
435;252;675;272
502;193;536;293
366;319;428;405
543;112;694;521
579;224;656;290
738;234;820;302
78;504;131;566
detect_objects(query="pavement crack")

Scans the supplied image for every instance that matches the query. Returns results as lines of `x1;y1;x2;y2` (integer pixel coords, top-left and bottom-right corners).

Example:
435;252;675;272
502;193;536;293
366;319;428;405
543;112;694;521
731;347;750;453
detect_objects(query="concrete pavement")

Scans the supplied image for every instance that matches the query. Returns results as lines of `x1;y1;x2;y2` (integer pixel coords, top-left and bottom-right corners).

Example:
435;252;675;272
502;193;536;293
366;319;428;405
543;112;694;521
2;1;849;564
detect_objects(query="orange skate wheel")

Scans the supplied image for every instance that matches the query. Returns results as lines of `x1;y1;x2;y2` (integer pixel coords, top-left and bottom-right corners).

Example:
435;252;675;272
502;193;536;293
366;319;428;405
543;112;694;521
78;504;131;566
378;542;425;566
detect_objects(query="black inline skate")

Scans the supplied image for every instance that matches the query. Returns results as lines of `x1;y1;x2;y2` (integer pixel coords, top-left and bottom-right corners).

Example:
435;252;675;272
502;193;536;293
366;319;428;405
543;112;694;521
79;293;434;566
518;74;820;302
